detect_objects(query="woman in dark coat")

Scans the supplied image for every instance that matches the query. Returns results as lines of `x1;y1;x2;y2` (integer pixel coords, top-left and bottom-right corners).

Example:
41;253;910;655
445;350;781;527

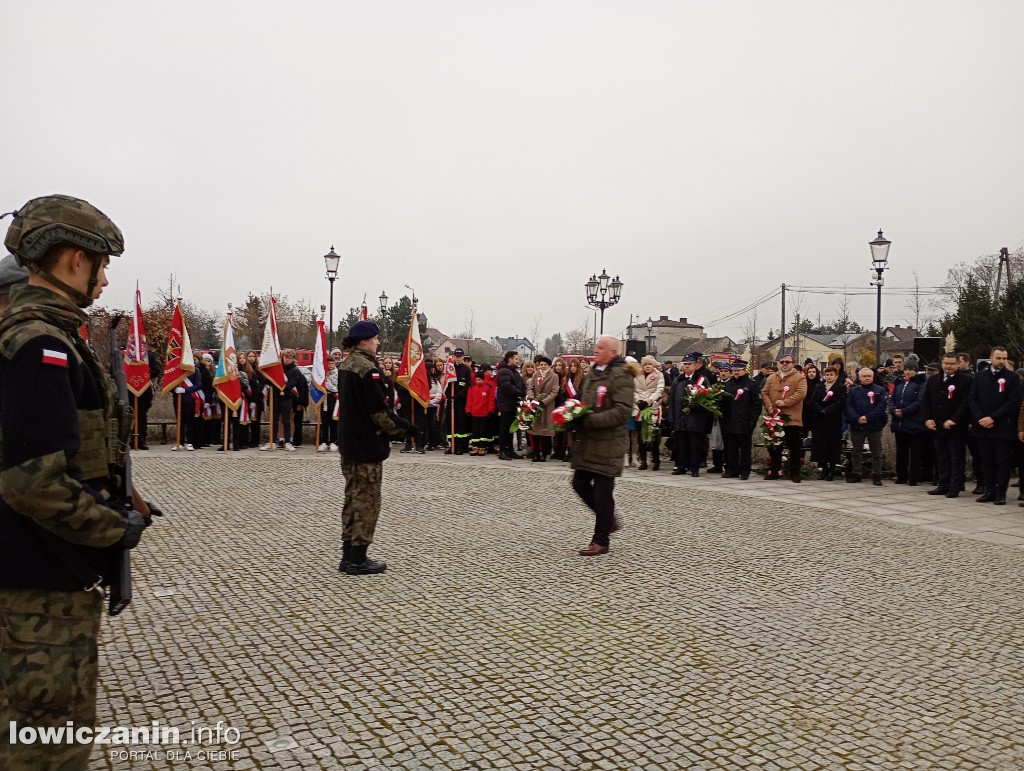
808;365;847;480
801;364;823;437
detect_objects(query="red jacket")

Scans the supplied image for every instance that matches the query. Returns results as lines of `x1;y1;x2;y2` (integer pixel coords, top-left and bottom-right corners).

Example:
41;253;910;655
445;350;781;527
466;372;497;417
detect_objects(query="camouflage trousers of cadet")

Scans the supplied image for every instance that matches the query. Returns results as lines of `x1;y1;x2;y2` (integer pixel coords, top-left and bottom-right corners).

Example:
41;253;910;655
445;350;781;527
341;459;383;546
0;588;103;771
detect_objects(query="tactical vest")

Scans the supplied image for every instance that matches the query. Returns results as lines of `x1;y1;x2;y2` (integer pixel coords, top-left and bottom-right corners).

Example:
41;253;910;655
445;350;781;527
0;288;131;484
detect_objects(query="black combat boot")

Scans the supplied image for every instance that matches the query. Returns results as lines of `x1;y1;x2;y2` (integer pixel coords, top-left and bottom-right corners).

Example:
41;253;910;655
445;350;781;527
344;544;387;575
638;444;648;471
338;541;352;572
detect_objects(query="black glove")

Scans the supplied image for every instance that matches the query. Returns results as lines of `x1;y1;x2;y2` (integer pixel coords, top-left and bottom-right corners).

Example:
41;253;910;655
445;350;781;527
388;410;413;435
147;502;164;518
119;511;149;549
637;400;649;410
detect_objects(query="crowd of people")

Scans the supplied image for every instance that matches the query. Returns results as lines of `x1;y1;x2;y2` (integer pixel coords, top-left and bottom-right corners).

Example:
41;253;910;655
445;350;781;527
150;340;1024;508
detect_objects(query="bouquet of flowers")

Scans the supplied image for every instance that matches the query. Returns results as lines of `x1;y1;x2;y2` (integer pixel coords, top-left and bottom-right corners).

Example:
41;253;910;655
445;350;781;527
682;381;726;418
761;408;790;446
510;398;543;432
552;398;592;432
637;405;661;444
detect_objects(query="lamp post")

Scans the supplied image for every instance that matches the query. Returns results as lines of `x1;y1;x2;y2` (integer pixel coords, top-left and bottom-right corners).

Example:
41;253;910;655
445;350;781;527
646;317;655;357
869;229;891;369
378;290;389;352
323;246;340;349
584;268;623;335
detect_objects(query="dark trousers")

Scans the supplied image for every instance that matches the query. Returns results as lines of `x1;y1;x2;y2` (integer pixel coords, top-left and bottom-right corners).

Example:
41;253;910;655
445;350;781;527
977;437;1015;498
273;397;294;443
894;432;925;483
675;430;706;472
404;401;427;449
850;429;883;478
324;394;338;445
293;408;305;446
768;425;803;478
249;405;263;446
446;401;469;451
173;396;201;447
231;414;247;450
710;448;724;470
136;390;153;447
724;432;753;477
932;431;967;492
425;406;441;448
638;429;660;467
498;411;516;456
571;470;617;547
967;434;984;486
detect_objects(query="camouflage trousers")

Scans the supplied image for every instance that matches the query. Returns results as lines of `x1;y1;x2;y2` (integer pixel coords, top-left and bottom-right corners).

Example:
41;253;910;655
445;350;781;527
0;588;103;771
341;460;383;546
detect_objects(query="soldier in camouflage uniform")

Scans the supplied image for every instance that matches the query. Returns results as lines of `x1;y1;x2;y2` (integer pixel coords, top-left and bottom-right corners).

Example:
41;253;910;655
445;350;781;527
336;320;409;575
0;195;153;770
0;254;29;314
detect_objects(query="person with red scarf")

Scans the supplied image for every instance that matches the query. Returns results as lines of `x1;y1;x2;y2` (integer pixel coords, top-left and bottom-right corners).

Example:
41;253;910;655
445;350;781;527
467;365;498;455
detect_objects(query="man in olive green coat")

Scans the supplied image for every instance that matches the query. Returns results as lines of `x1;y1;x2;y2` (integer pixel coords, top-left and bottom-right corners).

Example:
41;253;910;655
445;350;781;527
570;336;640;556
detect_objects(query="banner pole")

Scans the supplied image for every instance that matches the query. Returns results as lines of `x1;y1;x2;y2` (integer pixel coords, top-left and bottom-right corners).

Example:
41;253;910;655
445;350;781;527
268;392;275;450
133;394;139;450
411;403;416;449
449;382;455;454
176;393;182;447
223;407;230;451
315;403;322;448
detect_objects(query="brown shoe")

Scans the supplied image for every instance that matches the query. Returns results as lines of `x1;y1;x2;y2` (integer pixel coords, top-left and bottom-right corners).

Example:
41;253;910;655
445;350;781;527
578;543;609;556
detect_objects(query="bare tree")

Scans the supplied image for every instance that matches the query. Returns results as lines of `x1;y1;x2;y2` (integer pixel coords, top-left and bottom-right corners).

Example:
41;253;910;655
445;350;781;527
563;327;591;355
458;309;476;340
741;308;759;347
904;270;932;330
529;314;542;351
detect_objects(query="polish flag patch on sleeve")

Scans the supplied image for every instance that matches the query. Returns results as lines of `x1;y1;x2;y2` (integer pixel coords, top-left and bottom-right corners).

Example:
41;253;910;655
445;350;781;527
42;348;69;367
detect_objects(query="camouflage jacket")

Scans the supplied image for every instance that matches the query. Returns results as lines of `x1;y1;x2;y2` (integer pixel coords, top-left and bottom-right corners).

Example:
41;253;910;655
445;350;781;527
0;284;130;590
337;348;402;464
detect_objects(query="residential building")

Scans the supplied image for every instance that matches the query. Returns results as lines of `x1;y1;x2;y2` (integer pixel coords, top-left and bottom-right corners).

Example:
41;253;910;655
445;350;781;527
490;336;535;360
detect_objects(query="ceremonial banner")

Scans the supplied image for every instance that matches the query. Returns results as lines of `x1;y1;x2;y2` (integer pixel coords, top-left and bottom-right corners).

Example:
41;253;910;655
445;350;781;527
161;301;196;395
309;319;328;406
214;310;243;411
259;295;286;391
123;287;151;397
396;306;430;408
439;355;457;411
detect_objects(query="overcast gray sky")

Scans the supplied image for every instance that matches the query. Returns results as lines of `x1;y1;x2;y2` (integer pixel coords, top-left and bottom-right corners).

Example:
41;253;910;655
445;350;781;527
3;1;1022;344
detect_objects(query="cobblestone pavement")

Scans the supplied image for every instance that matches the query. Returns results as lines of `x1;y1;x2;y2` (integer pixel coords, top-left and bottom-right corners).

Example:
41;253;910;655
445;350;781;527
91;447;1024;770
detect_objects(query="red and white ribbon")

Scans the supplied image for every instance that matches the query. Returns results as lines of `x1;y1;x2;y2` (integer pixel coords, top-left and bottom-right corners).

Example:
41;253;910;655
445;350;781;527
868;391;876;404
998;378;1006;393
948;384;956;399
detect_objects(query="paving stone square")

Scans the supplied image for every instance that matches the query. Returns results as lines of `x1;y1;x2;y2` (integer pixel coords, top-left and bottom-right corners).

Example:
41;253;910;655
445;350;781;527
90;448;1024;769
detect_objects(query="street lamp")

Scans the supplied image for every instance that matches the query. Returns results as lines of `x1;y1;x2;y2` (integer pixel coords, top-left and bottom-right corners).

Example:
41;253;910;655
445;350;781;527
323;246;340;349
646;317;655;356
378;291;389;351
585;268;624;334
869;229;891;369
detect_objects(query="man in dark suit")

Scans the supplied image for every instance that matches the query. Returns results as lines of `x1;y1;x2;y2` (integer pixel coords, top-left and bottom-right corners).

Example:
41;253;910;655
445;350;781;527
967;346;1022;504
662;360;679;388
922;352;973;497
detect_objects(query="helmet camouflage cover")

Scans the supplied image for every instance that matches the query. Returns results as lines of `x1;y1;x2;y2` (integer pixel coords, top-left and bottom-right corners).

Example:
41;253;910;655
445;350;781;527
4;194;124;267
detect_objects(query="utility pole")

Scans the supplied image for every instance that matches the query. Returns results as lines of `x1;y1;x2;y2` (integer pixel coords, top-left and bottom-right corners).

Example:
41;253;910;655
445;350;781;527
795;312;801;366
994;247;1012;308
780;283;786;361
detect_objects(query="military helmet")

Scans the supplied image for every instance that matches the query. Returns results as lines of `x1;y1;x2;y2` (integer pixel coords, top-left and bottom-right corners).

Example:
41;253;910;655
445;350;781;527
0;254;29;294
4;194;124;267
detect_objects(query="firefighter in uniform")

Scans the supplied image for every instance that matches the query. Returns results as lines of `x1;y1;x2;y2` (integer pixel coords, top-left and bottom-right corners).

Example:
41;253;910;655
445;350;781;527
337;320;410;575
444;347;472;454
0;195;154;770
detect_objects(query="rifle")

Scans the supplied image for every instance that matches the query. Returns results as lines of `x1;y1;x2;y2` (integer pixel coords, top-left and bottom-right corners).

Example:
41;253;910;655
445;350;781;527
108;314;134;616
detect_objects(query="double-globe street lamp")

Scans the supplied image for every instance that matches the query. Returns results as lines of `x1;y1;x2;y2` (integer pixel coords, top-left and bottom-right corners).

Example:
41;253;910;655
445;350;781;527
324;246;341;349
585;269;623;335
869;230;892;370
646;317;655;357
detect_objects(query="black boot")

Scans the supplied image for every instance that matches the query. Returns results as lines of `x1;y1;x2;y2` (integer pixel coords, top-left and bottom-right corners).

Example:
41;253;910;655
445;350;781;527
338;541;352;572
638;444;648;471
343;544;387;575
824;464;835;482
